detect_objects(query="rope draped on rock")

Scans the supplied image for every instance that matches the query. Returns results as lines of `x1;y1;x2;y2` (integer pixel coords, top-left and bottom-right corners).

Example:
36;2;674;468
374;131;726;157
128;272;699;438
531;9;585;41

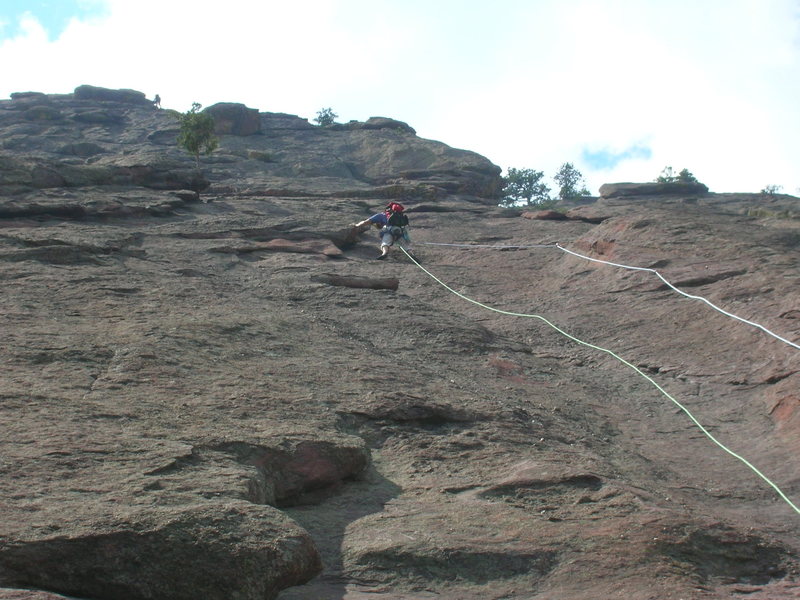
401;245;800;517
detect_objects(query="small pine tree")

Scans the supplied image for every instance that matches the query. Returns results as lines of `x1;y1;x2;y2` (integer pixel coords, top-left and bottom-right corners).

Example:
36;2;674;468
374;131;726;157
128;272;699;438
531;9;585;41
655;166;677;183
314;107;338;127
172;103;218;170
656;166;698;183
554;162;590;201
761;184;783;196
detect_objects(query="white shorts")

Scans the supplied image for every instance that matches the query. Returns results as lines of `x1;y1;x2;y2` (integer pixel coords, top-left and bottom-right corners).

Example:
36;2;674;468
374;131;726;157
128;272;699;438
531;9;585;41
380;226;403;247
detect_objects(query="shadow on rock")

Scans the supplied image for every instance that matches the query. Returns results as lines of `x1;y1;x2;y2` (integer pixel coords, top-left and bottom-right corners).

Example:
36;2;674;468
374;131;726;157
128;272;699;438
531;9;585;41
277;465;402;600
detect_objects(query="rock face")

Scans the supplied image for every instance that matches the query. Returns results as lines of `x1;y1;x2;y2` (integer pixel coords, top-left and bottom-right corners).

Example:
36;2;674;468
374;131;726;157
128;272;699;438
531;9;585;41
2;85;800;599
0;85;502;204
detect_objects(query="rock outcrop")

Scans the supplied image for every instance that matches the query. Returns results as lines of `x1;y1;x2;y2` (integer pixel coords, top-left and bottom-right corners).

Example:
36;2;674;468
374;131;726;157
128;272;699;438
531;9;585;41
205;102;262;136
599;180;710;198
0;85;502;206
1;85;799;600
72;84;153;106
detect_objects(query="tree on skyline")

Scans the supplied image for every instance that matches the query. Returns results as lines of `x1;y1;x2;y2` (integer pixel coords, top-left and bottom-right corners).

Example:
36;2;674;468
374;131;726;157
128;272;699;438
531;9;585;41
501;167;551;206
554;162;590;200
656;166;699;184
314;107;338;127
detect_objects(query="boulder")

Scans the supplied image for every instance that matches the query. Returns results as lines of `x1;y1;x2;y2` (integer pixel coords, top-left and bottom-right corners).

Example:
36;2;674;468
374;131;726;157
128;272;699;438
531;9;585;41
522;209;568;221
599;181;709;198
73;85;152;106
340;117;416;135
363;116;415;134
0;502;321;600
9;92;49;102
205;102;262;136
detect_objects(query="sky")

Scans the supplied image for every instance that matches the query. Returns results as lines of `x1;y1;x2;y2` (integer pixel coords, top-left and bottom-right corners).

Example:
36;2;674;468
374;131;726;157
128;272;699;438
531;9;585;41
1;0;799;196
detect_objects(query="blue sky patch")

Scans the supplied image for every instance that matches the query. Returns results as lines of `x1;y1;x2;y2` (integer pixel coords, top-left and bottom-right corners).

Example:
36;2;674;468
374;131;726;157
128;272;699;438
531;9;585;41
0;1;108;41
582;144;653;170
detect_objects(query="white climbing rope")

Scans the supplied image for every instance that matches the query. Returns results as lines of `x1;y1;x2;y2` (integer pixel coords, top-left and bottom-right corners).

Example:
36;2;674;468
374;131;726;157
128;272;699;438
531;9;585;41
400;246;800;516
554;243;800;351
416;240;800;351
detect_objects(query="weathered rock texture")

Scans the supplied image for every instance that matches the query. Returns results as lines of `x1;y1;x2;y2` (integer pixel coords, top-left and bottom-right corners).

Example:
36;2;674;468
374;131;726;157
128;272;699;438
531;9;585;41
1;86;799;600
599;180;710;198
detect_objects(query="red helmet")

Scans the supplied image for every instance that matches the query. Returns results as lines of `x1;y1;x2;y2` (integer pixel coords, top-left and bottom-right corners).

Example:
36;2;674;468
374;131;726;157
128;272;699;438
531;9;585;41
385;202;405;213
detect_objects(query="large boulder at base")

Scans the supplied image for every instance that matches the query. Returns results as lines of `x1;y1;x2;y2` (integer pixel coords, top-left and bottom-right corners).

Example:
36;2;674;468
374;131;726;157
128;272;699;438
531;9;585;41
73;85;152;106
205;102;262;136
599;181;709;198
0;502;321;600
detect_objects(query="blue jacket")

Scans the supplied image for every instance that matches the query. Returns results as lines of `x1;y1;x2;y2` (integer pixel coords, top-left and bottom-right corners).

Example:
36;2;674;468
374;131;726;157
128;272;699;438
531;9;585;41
368;213;389;226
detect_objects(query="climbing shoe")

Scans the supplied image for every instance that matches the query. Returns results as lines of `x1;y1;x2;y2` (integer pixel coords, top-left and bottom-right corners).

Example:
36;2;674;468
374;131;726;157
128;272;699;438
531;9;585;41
376;254;387;260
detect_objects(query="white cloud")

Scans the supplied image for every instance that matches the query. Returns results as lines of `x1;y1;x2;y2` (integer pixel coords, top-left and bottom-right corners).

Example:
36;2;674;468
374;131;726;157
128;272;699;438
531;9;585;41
1;0;799;194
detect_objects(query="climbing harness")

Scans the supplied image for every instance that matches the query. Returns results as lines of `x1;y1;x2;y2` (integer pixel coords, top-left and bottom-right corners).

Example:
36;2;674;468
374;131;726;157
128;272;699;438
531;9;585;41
401;245;800;516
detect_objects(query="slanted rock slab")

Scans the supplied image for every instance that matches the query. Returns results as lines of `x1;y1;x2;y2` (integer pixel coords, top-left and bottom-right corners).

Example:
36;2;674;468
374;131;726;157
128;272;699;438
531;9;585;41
311;273;399;290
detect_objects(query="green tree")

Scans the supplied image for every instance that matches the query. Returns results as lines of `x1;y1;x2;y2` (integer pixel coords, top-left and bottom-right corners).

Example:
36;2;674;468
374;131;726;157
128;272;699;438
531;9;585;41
172;103;218;170
501;167;552;207
656;166;698;183
314;107;338;127
655;166;677;183
554;162;590;200
761;184;783;196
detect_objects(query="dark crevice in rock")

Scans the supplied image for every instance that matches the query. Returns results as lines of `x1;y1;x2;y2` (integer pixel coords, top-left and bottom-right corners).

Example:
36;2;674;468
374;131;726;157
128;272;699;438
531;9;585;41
145;439;371;509
350;547;559;586
0;204;88;220
764;371;797;385
654;526;794;586
479;474;605;500
176;224;357;249
339;398;478;428
657;269;748;289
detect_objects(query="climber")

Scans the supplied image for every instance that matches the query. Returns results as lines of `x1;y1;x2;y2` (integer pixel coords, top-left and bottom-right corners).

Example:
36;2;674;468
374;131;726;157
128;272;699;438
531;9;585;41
153;94;161;108
352;202;417;261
